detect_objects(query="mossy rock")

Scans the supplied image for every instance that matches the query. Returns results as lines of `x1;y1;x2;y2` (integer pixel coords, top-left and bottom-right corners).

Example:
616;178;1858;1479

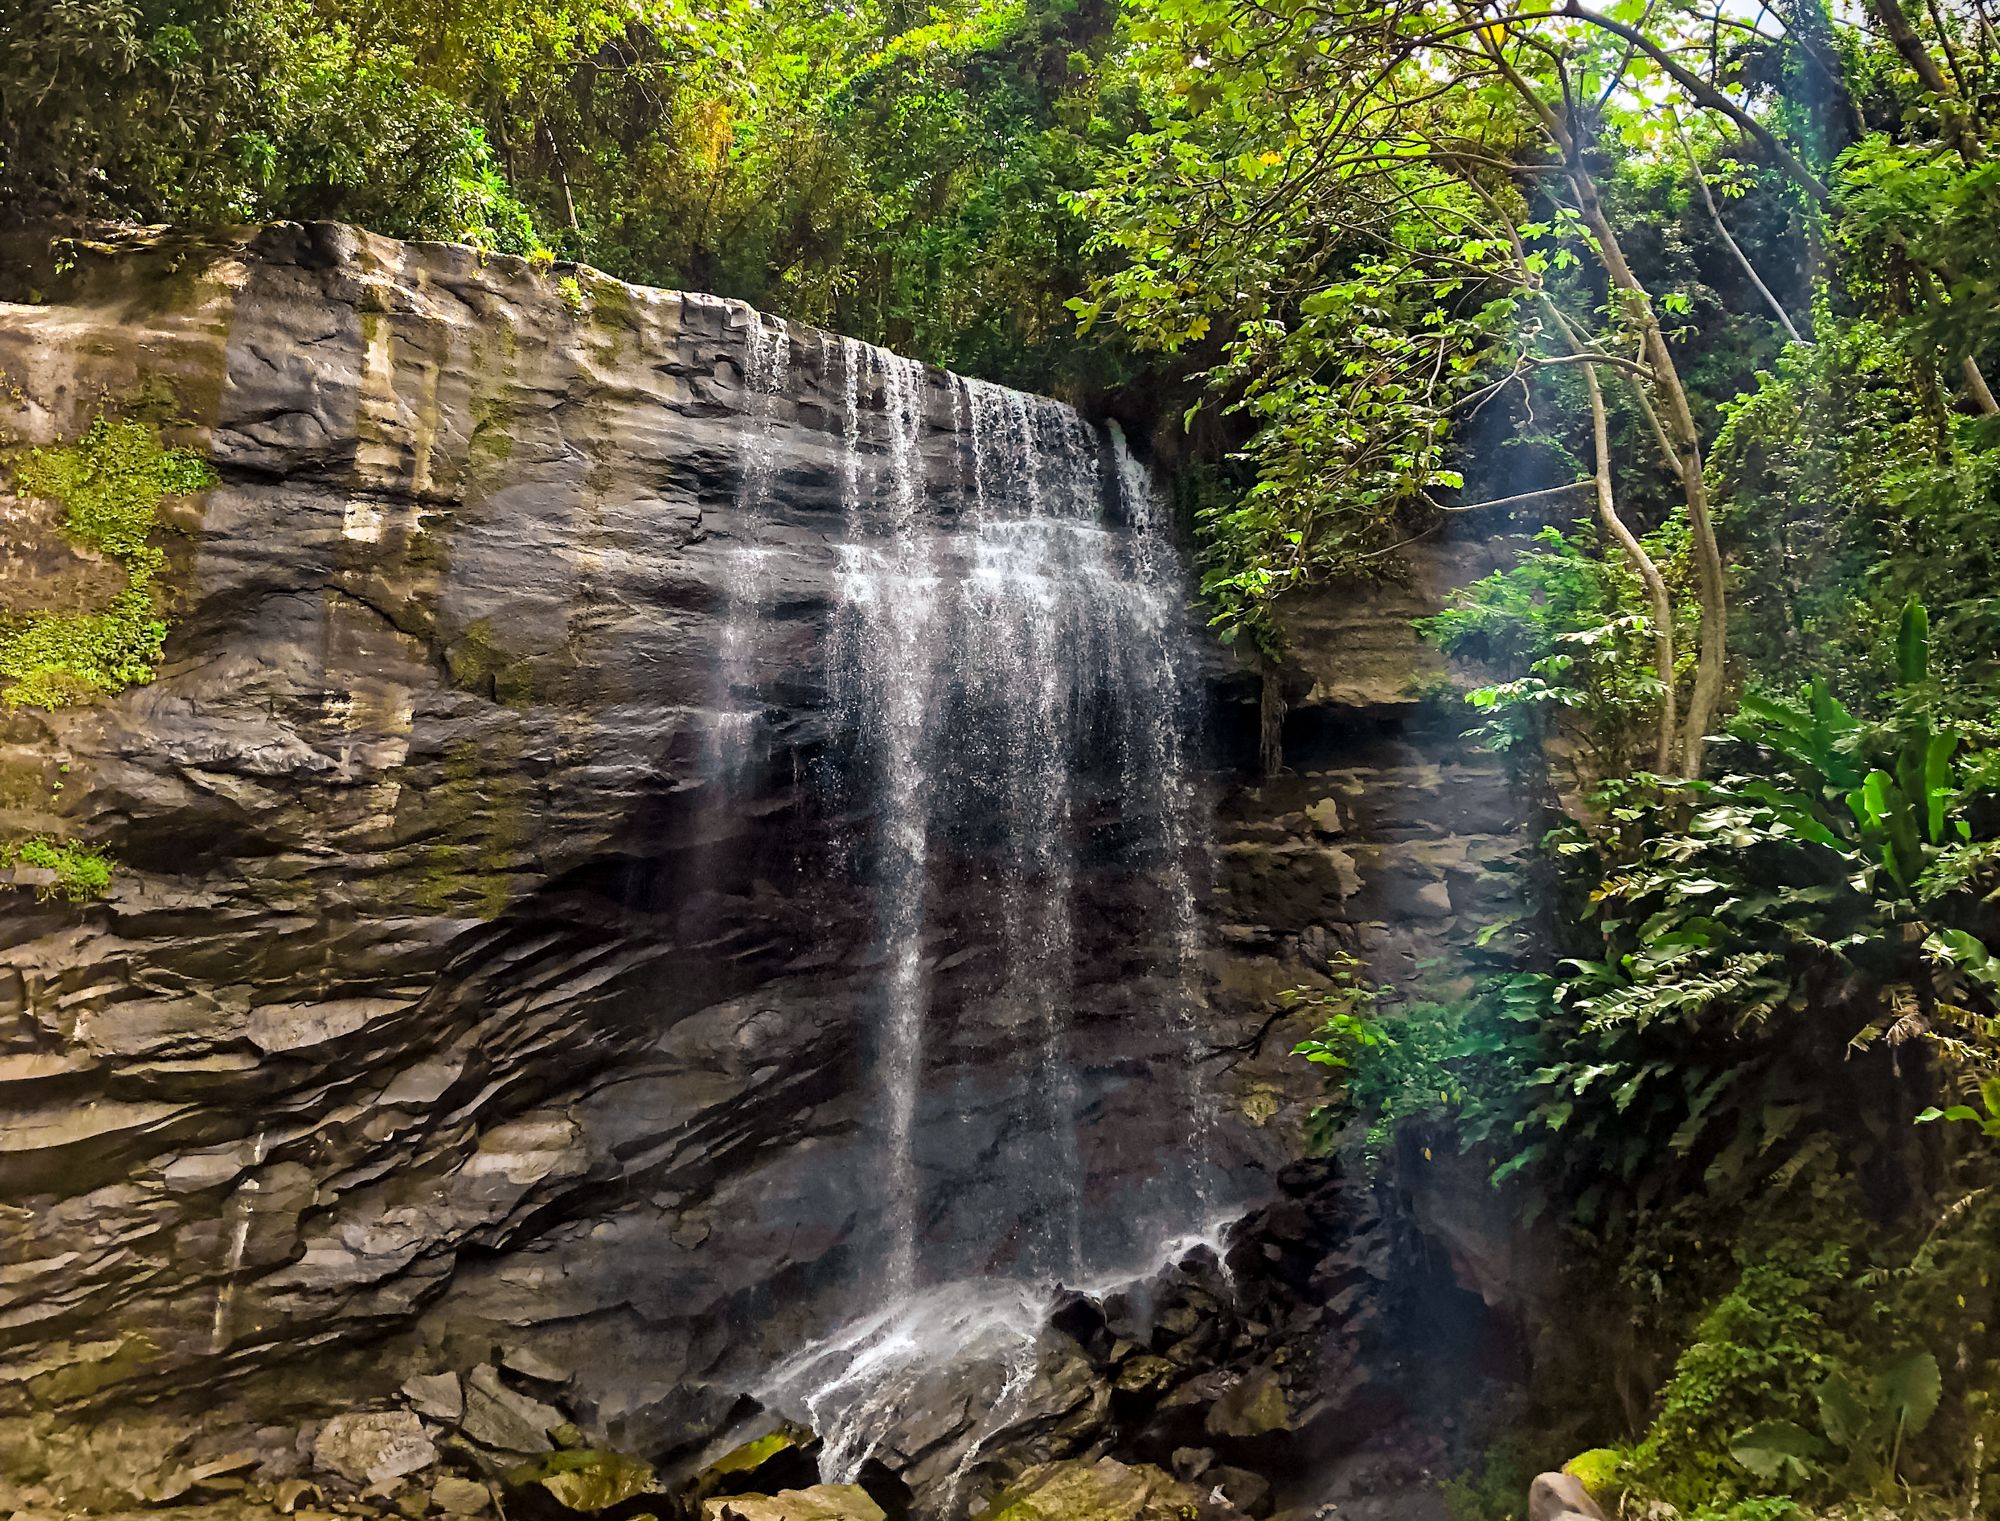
701;1485;884;1521
446;616;540;707
3;835;113;900
506;1447;661;1515
1563;1447;1625;1505
687;1424;822;1509
985;1459;1214;1521
0;412;213;710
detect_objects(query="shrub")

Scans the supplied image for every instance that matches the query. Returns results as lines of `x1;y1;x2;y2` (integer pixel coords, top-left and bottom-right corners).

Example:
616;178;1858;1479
1623;1242;1860;1511
3;837;114;901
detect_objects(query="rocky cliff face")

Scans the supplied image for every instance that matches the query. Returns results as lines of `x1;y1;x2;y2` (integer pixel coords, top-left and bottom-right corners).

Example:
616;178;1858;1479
0;224;1525;1509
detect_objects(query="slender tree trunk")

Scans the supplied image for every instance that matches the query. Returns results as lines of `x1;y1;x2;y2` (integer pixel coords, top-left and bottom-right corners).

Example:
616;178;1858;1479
1868;0;1961;95
1259;661;1286;776
543;122;581;232
1673;114;1807;344
1863;0;1987;162
1474;40;1728;770
1565;157;1729;776
1963;356;2000;415
1858;5;2000;409
1584;364;1681;774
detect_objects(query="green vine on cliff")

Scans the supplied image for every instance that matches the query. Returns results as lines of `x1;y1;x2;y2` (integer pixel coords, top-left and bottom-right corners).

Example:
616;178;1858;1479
1;415;214;709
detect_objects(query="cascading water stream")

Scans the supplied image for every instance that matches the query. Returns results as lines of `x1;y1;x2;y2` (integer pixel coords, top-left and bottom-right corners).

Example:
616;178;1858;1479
826;342;939;1296
738;322;1224;1499
712;308;792;776
1109;419;1217;1218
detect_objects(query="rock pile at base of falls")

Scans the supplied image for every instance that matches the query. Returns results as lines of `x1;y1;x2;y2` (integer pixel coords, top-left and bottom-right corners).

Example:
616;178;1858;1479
0;1158;1419;1521
816;1155;1398;1517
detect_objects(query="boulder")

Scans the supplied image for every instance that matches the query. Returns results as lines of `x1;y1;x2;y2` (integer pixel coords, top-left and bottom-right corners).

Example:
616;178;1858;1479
313;1412;438;1489
402;1372;465;1422
688;1424;822;1507
141;1449;261;1503
433;1476;494;1515
702;1484;888;1521
502;1347;571;1385
507;1447;660;1513
1204;1370;1291;1441
462;1365;563;1455
1303;798;1344;836
273;1477;323;1512
1528;1472;1606;1521
1206;1466;1272;1517
988;1459;1227;1521
1115;1355;1178;1394
1171;1448;1216;1481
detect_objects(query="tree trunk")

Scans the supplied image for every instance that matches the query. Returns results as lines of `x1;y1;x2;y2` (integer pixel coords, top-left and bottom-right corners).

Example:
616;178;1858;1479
1584;364;1681;774
1259;661;1287;776
1673;114;1807;344
1565;157;1729;776
1963;355;2000;415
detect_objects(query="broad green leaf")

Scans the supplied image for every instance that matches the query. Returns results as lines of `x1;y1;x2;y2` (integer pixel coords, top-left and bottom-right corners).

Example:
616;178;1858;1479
1729;1420;1823;1483
1924;731;1957;842
1874;1349;1941;1437
1924;927;1999;990
1818;1372;1873;1449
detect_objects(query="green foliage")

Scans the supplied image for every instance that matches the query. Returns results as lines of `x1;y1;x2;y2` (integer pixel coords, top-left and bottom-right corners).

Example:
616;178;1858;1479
1728;1349;1943;1497
1471;608;2000;1229
15;416;212;570
0;0;543;246
1291;955;1550;1164
1837;139;2000;396
1624;1243;1861;1511
0;591;171;710
1423;523;1694;785
2;836;114;901
1440;1434;1545;1521
1916;1075;2000;1139
1;1;1137;392
2;416;213;709
1714;304;2000;698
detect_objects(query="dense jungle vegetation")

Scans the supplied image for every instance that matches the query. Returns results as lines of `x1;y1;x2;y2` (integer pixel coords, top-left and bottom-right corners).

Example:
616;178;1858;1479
7;0;2000;1514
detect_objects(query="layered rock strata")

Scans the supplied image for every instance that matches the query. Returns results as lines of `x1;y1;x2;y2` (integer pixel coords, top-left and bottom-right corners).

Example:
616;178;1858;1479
0;225;1524;1508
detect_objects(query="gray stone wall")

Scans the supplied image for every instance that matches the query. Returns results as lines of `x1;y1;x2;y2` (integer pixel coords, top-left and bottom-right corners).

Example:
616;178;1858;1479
0;225;1525;1469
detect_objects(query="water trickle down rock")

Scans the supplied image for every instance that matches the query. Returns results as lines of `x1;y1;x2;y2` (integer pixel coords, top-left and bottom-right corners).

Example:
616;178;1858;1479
760;369;1231;1510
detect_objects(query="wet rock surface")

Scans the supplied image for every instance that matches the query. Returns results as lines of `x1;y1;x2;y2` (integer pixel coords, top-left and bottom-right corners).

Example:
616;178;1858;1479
0;224;1525;1516
0;223;1268;1445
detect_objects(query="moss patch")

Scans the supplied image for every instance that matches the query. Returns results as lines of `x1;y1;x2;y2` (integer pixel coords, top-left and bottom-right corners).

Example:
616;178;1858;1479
3;835;113;900
409;735;529;920
1;416;214;709
447;615;539;707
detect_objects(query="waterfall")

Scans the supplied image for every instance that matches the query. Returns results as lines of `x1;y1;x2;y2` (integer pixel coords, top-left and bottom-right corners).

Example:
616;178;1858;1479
829;343;942;1297
742;324;1221;1496
712;308;792;776
1110;420;1216;1218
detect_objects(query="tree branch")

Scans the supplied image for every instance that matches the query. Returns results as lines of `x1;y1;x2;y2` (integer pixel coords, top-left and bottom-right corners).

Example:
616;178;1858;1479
1560;0;1832;199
